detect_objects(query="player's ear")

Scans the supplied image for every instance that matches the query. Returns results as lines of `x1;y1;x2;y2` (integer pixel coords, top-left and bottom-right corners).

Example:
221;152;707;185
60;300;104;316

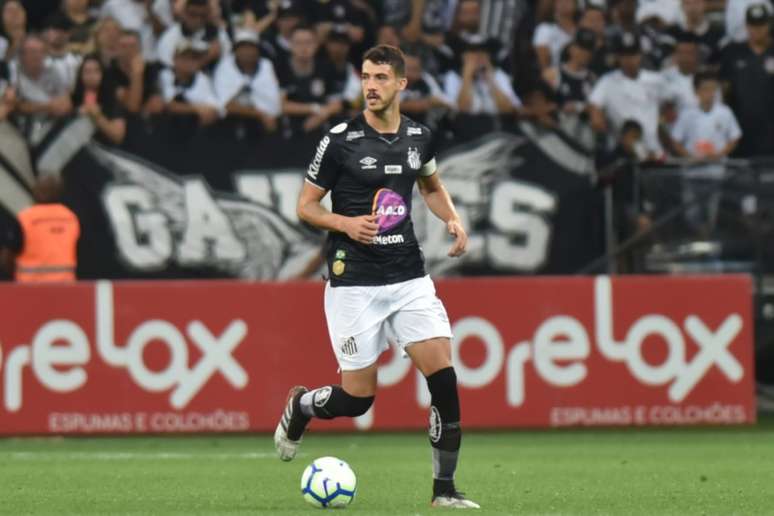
398;76;408;91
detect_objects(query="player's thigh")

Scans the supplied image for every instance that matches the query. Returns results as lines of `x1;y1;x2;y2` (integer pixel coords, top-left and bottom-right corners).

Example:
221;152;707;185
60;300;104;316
404;337;452;377
341;363;379;397
388;276;453;376
324;282;390;374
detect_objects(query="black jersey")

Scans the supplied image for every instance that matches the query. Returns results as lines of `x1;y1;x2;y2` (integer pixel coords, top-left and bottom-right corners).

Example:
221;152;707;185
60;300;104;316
556;66;595;107
305;113;438;287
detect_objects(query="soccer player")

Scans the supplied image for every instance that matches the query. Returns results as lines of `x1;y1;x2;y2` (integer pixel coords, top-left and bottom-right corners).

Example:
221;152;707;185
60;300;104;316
273;44;480;509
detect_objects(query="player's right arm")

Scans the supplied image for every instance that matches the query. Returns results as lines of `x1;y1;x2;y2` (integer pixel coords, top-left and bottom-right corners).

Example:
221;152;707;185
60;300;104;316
298;131;378;245
297;183;378;244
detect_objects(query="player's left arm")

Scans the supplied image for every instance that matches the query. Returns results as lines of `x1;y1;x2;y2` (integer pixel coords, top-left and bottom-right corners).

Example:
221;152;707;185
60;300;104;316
417;169;467;257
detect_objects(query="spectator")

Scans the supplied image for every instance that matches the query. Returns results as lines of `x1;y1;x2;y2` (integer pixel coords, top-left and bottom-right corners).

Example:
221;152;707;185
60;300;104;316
260;0;304;65
42;12;80;91
634;3;677;70
158;40;220;126
543;27;597;115
94;16;122;66
443;34;521;115
71;54;126;144
275;25;343;136
323;26;360;110
520;81;560;128
726;0;773;43
400;49;452;125
156;0;231;69
311;0;375;59
445;0;509;73
1;0;27;60
379;0;455;42
671;71;741;160
579;5;614;76
662;30;700;112
589;31;667;158
679;0;723;64
213;29;281;132
237;0;281;35
62;0;98;53
14;35;72;142
596;119;649;268
376;24;402;47
100;0;172;60
107;30;164;115
720;4;774;157
532;0;577;70
0;175;80;283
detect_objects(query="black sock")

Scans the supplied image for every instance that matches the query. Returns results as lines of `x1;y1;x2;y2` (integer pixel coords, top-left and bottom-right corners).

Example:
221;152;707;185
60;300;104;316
299;385;374;419
426;367;462;495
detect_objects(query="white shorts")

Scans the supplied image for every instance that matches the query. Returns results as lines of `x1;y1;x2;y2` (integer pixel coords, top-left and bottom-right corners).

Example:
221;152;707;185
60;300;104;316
324;275;453;371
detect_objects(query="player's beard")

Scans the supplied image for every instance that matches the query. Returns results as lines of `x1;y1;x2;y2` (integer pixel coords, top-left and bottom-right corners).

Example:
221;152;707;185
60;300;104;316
366;89;398;115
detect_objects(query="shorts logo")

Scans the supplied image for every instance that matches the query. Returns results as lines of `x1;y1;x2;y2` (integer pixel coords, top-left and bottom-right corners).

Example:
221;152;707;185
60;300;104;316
372;188;408;233
385;165;402;175
341;336;358;357
407;127;422;136
335;249;346;260
429;406;442;443
313;386;333;407
360;156;377;169
407;147;421;170
332;260;345;275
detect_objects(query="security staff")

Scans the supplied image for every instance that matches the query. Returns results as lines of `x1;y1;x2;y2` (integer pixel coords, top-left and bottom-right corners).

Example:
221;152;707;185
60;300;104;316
8;176;80;283
720;4;774;157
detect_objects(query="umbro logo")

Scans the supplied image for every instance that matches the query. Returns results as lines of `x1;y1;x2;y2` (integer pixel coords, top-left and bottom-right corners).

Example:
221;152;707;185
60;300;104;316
360;156;377;169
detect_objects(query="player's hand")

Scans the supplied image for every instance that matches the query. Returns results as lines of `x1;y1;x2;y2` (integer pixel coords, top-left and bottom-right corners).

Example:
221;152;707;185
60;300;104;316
447;218;467;257
342;215;379;244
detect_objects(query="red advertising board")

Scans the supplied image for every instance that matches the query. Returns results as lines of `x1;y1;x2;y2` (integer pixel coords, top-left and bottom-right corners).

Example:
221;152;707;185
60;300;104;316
0;275;755;434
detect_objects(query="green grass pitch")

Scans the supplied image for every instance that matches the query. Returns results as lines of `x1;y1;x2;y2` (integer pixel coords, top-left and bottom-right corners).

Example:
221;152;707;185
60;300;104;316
2;420;774;515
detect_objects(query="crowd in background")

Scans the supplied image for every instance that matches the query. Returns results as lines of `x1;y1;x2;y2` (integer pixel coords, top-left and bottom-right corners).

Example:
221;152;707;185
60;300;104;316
0;0;771;160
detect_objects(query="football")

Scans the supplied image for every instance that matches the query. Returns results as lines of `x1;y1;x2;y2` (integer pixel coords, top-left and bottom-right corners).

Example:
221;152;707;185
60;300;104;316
300;456;357;508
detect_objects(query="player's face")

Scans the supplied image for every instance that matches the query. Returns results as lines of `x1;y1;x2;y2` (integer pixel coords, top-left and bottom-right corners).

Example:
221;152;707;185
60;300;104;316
361;60;407;113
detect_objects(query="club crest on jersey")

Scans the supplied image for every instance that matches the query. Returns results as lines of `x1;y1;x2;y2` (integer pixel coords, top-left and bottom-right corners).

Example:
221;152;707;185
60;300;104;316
360;156;377;169
407;147;421;170
372;188;408;233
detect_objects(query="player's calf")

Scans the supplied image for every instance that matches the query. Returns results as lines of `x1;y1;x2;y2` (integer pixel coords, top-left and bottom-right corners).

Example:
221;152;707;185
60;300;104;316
299;385;374;419
426;367;479;508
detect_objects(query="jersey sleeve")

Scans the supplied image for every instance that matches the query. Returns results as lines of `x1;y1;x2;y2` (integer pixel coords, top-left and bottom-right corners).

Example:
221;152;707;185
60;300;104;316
306;133;340;191
419;129;438;177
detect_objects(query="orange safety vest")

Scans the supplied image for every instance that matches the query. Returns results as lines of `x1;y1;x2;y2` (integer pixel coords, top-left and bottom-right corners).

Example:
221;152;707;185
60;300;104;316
15;203;80;283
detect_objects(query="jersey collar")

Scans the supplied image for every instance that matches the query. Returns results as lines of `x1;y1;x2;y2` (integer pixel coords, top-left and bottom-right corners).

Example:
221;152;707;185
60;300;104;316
357;112;407;144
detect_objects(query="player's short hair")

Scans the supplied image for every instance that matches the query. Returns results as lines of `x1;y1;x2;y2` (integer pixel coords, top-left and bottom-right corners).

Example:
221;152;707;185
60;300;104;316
362;45;405;77
693;70;718;90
